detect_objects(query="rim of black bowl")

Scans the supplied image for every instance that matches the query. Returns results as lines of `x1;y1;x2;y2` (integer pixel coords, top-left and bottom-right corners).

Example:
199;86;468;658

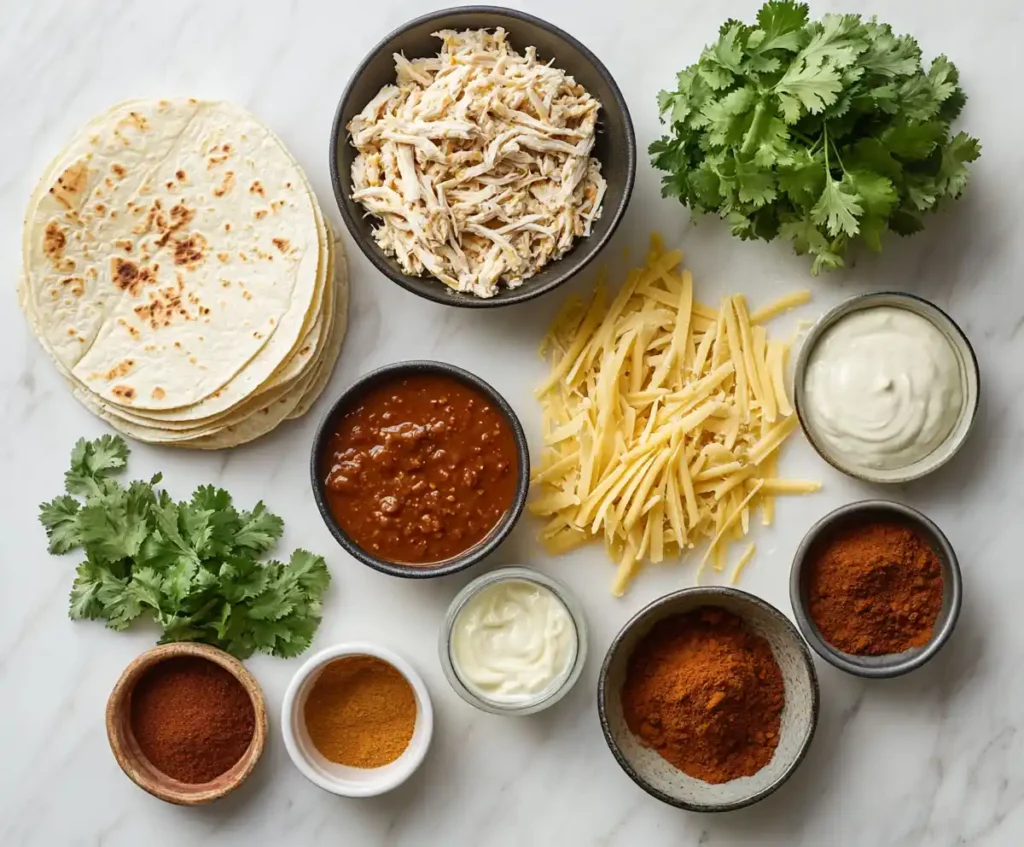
329;5;637;308
789;500;963;679
309;360;530;579
597;586;820;813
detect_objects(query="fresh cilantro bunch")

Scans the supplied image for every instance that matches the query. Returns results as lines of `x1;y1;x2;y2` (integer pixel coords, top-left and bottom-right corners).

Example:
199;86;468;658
650;1;981;273
39;435;330;659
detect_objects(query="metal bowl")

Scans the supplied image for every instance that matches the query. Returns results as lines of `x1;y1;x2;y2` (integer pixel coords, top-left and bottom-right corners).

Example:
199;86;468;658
330;6;636;307
309;360;529;578
793;291;980;484
790;500;963;679
598;587;819;813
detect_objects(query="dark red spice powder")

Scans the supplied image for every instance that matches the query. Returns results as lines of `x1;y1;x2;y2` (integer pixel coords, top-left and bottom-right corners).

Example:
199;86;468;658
130;656;255;784
805;521;943;655
621;607;785;784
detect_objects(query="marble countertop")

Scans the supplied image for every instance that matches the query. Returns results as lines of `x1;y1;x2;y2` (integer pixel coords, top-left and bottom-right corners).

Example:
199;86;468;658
1;1;1020;844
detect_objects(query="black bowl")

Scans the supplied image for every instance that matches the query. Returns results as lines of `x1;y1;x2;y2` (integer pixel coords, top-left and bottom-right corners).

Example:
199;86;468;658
790;500;963;679
330;6;636;307
310;361;530;578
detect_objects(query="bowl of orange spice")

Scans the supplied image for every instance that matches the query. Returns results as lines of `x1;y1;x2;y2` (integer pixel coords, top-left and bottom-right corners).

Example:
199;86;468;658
790;500;962;679
598;587;818;812
281;642;433;797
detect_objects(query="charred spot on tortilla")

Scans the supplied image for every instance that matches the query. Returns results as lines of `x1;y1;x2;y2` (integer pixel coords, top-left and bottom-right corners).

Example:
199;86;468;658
125;111;150;132
111;257;158;296
250;180;265;197
173;233;208;269
94;359;135;381
152;387;166;400
176;169;186;182
111;163;127;178
60;276;86;297
213;171;236;198
111;385;136;402
44;221;67;264
272;238;290;253
153;202;197;248
49;161;90;209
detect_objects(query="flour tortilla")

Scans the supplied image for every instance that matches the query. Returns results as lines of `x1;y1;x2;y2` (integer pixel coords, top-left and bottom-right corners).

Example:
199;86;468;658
47;229;347;444
78;221;337;432
87;156;334;425
286;238;349;420
173;250;349;449
23;99;321;411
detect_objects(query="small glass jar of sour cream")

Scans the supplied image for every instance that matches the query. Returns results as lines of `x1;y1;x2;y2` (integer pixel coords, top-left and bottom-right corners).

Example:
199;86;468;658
439;568;588;716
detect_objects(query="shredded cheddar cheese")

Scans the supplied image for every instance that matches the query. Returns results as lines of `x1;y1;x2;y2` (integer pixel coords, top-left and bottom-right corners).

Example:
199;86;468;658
530;235;818;595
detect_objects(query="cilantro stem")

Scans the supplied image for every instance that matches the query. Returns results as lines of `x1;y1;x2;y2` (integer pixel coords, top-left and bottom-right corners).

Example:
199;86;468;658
823;126;833;181
740;102;769;157
790;128;816;147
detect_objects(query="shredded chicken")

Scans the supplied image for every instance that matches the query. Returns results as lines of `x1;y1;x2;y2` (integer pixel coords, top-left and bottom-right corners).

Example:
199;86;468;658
349;29;607;298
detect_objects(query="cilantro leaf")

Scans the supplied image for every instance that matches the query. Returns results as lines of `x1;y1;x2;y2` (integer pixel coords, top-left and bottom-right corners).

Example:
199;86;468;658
937;132;981;198
799;14;866;70
775;60;843;121
812;175;863;237
702;86;758;147
40;495;81;554
40;435;331;660
848;170;899;218
752;1;808;53
65;436;129;497
778;151;826;206
234;502;284;553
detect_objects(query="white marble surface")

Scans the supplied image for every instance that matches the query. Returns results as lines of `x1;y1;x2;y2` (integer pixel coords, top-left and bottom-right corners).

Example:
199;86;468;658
0;1;1019;844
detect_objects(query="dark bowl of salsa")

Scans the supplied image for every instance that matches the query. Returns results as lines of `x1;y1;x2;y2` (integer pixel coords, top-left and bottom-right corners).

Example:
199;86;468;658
310;361;530;578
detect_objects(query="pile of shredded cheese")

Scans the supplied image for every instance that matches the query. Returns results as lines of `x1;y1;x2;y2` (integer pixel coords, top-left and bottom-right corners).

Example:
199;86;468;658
531;236;820;595
348;28;606;298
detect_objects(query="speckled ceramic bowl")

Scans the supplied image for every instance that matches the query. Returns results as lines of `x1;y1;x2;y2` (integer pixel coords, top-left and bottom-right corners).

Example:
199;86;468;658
598;587;819;812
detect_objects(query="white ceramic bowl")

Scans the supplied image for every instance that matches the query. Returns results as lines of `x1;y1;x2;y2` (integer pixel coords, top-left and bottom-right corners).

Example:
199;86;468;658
281;642;434;797
793;291;980;484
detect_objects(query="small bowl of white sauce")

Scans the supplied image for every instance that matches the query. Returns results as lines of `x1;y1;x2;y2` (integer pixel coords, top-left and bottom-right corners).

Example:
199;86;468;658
439;567;587;715
794;292;980;483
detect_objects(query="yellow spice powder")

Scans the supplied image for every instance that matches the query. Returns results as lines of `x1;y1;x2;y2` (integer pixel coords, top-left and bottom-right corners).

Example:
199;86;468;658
304;655;416;768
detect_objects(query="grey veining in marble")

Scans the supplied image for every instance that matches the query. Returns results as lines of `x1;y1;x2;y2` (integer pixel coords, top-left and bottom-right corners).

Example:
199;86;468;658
1;1;1021;845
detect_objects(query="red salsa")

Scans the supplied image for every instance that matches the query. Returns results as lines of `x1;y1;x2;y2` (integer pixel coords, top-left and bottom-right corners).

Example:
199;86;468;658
322;373;519;565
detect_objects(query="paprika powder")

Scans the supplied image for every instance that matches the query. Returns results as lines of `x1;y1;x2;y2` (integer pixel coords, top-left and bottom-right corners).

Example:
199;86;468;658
130;656;255;784
621;607;785;784
805;520;943;655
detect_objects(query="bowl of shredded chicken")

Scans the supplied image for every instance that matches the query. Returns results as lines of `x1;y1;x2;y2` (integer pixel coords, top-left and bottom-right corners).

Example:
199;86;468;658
332;10;635;306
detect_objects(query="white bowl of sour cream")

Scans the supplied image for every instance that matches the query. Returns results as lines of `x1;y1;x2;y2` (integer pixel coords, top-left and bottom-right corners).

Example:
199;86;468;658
795;292;979;483
439;567;588;715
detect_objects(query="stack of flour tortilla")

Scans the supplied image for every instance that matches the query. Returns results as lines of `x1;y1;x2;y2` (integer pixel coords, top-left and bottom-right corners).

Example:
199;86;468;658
18;98;348;449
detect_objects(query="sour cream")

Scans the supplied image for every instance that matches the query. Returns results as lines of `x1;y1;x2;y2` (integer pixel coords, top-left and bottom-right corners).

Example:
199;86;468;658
451;578;577;704
803;307;963;471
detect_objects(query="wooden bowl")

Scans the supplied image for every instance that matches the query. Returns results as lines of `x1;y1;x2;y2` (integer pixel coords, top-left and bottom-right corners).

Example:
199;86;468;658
106;642;268;805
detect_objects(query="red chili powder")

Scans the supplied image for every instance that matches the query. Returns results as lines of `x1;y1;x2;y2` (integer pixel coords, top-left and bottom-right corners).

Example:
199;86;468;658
130;656;255;784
